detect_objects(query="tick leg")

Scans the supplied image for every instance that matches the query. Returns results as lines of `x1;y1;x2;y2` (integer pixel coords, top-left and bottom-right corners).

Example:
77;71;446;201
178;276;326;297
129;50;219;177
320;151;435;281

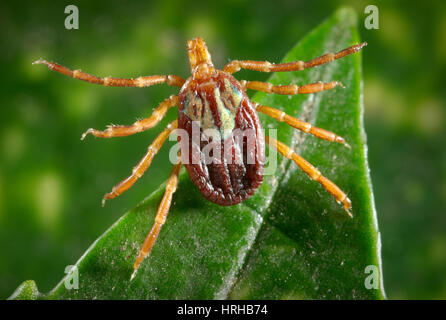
81;95;178;140
131;157;182;280
223;42;367;74
266;135;352;217
256;103;350;148
241;80;343;95
102;120;178;206
32;59;185;87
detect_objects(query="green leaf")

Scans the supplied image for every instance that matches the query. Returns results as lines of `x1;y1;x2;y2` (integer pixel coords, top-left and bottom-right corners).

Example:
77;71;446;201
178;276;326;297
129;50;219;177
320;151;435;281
9;7;385;300
8;280;39;300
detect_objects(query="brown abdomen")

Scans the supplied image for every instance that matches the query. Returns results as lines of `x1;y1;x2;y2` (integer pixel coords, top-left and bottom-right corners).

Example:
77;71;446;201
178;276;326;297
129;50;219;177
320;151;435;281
178;72;265;206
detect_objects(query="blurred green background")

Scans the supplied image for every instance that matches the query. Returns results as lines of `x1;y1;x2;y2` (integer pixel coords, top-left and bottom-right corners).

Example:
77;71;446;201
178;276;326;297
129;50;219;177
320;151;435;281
0;0;445;299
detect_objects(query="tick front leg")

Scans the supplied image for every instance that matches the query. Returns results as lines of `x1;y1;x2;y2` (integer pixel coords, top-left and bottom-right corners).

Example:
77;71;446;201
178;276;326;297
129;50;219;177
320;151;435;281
32;59;185;87
223;42;367;74
266;136;352;217
131;158;182;280
241;80;343;95
102;120;178;206
256;103;350;148
81;95;178;140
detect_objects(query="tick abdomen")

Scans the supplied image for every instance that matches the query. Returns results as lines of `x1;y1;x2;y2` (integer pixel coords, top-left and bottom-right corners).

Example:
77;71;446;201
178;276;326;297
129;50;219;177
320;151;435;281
178;71;265;206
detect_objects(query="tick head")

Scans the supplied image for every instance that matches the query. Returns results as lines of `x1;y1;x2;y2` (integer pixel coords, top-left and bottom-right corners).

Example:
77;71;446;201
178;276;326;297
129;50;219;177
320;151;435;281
187;37;215;80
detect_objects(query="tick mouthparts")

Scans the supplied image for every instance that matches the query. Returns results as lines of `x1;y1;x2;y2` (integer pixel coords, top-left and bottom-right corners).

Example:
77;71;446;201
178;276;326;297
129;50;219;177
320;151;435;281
187;37;214;74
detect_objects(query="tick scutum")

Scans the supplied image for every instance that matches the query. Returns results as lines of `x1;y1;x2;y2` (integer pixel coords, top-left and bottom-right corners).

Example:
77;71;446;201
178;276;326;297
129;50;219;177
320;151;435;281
178;71;265;206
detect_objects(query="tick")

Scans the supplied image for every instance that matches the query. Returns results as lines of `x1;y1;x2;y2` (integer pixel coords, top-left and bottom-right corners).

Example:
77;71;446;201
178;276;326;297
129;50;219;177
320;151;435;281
33;37;366;279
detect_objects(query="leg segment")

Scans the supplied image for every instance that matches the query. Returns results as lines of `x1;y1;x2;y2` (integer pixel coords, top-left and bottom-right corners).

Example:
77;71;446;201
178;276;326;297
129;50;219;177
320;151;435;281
131;158;182;280
256;103;350;148
241;80;343;95
266;136;352;217
102;120;178;206
32;59;185;87
223;42;367;74
81;95;178;140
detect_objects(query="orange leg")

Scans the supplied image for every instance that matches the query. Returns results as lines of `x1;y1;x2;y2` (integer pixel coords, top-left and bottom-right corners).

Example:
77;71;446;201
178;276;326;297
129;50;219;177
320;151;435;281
266;136;352;217
223;42;367;74
255;103;350;148
131;158;182;280
242;80;343;95
81;95;178;140
32;59;185;87
102;120;178;206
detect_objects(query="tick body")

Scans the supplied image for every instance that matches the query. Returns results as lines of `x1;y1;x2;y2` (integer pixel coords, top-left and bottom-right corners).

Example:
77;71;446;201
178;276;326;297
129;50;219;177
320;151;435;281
34;37;366;280
178;69;265;206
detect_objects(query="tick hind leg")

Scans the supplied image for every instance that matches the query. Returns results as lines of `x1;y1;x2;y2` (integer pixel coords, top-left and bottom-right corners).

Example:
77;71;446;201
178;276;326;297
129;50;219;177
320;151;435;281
256;103;350;148
102;120;178;206
131;157;182;280
33;59;185;87
223;42;367;74
81;95;178;139
266;136;352;217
